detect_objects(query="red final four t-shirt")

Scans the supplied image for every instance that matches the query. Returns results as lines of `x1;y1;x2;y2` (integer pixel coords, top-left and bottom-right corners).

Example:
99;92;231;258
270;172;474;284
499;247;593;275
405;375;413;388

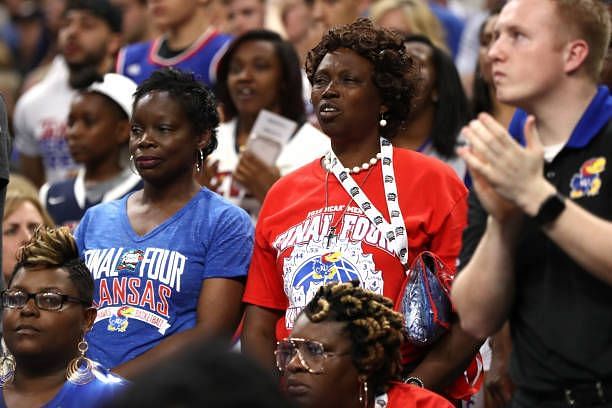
244;147;468;340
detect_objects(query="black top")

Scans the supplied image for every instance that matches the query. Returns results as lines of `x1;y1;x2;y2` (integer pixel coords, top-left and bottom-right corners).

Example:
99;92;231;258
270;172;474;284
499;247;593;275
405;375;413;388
459;120;612;392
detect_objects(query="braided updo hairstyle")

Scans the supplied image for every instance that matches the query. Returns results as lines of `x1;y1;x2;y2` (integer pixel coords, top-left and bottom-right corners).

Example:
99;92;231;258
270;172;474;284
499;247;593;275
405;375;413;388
303;281;405;395
305;18;418;139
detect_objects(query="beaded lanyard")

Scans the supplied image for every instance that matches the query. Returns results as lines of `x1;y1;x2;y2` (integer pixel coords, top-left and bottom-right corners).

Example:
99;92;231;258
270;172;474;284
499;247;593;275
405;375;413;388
326;137;409;267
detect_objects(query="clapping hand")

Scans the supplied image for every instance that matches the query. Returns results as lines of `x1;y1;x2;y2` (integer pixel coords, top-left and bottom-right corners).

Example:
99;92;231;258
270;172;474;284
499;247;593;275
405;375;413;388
458;113;555;220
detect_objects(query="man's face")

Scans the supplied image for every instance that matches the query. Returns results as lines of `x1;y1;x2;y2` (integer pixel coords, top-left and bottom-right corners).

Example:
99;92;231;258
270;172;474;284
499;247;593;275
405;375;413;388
226;0;265;36
487;0;566;108
58;9;118;71
310;0;365;31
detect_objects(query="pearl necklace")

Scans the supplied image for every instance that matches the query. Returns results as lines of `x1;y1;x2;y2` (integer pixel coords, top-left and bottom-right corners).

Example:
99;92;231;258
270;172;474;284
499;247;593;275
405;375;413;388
323;152;383;174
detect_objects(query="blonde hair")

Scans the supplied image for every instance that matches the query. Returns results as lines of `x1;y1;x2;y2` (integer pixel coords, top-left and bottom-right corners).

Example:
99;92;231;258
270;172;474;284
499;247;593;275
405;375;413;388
3;174;54;228
552;0;611;81
371;0;448;53
13;226;93;305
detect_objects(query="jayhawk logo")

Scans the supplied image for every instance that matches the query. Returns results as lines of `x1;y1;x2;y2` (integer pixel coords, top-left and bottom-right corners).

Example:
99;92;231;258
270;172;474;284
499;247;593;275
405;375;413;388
107;306;136;332
570;157;606;198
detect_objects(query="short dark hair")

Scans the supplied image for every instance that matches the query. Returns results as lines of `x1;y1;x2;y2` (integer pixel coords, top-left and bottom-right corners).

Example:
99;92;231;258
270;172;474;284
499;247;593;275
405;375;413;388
9;227;93;306
216;29;306;124
303;281;405;396
404;34;470;158
134;68;220;157
108;341;295;408
64;0;122;33
305;18;418;139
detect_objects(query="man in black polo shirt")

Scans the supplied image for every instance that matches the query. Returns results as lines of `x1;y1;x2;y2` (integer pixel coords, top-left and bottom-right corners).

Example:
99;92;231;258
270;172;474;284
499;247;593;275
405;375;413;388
451;0;612;407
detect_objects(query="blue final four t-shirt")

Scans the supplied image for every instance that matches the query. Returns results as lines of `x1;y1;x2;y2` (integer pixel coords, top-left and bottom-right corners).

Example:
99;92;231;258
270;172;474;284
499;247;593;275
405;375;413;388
74;188;253;368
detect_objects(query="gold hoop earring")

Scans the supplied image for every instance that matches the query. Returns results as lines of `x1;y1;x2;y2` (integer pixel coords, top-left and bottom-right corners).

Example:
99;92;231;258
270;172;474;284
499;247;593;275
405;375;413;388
66;339;95;385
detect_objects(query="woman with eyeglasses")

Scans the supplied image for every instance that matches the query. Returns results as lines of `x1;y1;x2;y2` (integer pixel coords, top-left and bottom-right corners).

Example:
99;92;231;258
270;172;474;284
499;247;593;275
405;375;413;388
275;281;452;408
0;226;126;408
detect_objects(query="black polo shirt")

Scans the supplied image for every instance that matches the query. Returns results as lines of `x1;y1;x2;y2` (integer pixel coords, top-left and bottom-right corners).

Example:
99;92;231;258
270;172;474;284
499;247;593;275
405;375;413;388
460;86;612;392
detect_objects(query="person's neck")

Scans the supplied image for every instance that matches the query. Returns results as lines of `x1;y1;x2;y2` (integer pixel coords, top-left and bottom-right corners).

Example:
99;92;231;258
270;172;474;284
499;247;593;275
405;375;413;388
165;10;212;51
141;173;201;206
331;132;381;170
394;105;434;151
523;80;598;146
490;90;515;129
11;361;67;393
84;155;124;183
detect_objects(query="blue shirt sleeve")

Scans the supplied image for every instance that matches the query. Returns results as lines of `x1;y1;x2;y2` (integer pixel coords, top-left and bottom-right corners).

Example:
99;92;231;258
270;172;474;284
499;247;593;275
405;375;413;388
202;206;254;280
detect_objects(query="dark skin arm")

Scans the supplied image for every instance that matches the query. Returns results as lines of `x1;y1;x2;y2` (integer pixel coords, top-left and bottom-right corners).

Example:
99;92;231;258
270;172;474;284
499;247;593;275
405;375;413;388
113;277;245;379
233;151;281;204
409;320;483;394
19;154;45;188
241;304;284;372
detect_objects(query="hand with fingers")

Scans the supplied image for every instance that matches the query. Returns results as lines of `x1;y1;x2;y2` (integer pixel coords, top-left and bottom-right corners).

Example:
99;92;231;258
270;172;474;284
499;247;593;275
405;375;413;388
458;113;556;219
233;151;281;203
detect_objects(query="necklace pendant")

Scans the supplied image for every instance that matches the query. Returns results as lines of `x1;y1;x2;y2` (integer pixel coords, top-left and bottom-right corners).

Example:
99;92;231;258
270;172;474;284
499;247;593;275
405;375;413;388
324;227;337;249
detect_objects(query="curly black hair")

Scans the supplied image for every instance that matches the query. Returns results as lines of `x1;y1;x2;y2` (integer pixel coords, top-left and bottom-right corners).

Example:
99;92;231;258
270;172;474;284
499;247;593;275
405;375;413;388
133;67;220;158
303;281;405;396
216;29;306;125
305;18;418;139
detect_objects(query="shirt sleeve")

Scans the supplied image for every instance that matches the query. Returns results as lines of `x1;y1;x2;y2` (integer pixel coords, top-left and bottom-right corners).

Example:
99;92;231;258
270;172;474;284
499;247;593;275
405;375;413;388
202;206;254;280
429;182;468;275
457;190;488;271
73;210;90;254
242;199;289;311
13;95;40;156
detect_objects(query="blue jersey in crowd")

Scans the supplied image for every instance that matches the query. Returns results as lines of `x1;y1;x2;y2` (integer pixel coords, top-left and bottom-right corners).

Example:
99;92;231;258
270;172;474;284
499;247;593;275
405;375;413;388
116;28;231;86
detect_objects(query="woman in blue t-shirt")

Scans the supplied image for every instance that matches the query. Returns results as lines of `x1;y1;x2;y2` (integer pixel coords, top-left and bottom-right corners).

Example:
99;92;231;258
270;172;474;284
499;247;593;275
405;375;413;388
74;68;254;379
0;227;126;408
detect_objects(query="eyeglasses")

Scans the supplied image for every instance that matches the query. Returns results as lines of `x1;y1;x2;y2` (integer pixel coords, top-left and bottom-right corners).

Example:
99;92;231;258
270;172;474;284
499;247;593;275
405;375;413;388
2;289;89;311
274;338;351;374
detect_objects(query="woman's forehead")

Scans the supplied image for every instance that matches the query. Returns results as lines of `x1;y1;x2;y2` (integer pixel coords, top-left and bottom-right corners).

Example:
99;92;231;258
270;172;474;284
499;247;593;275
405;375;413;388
291;315;348;344
10;267;72;292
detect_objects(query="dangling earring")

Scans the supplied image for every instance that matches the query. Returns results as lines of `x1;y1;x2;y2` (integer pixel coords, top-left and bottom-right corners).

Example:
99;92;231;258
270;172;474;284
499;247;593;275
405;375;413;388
66;339;95;385
195;149;204;173
128;154;139;176
0;339;15;388
358;376;369;408
379;113;387;128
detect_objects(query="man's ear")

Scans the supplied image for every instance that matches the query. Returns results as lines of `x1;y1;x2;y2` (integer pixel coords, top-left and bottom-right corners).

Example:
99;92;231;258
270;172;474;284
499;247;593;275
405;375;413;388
564;39;589;75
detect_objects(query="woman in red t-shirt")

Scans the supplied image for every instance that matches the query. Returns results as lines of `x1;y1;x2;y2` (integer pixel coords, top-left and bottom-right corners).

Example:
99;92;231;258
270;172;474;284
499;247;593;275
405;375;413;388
242;18;480;401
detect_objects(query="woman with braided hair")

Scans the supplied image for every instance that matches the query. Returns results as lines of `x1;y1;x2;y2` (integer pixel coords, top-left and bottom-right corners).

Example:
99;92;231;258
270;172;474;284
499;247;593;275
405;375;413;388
276;281;452;408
